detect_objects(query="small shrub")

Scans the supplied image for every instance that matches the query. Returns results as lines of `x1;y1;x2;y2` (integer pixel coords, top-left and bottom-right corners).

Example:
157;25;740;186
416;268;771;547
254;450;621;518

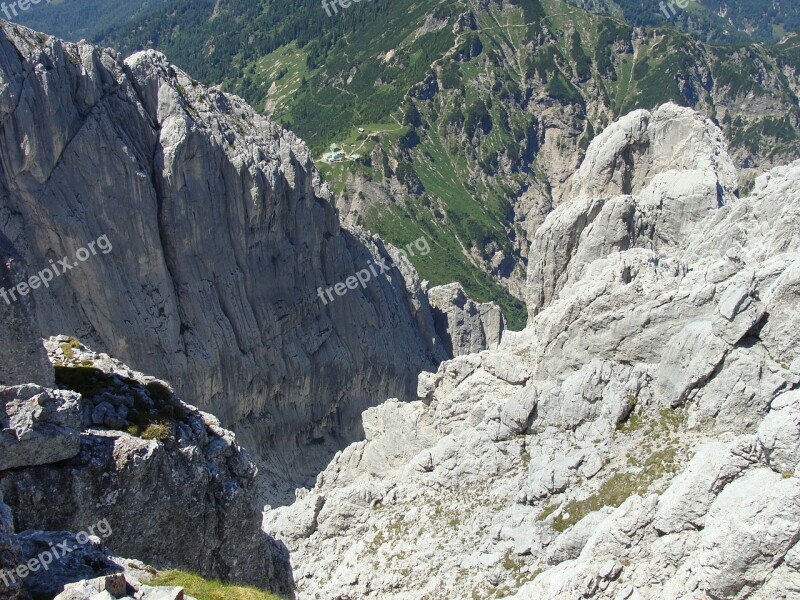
142;422;172;442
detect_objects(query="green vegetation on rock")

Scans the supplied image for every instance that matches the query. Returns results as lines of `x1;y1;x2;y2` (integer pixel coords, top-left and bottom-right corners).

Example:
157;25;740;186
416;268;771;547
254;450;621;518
28;0;799;333
149;571;284;600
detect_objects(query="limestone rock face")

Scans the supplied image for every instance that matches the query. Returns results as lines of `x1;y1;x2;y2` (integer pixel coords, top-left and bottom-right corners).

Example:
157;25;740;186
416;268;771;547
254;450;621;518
570;104;738;201
428;282;505;356
0;384;81;470
0;233;53;388
263;107;800;599
1;338;293;595
527;103;739;316
0;22;464;502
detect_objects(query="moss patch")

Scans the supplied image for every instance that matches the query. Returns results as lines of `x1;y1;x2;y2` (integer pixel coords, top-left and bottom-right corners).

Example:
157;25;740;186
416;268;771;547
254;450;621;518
58;337;81;360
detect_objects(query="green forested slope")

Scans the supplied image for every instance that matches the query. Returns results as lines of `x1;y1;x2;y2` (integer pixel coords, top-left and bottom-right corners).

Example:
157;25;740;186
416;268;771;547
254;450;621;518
11;0;169;41
66;0;800;329
566;0;800;43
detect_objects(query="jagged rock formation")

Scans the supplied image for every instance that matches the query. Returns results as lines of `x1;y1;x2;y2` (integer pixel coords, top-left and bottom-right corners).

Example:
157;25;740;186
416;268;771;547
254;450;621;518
0;21;487;503
1;337;293;595
263;105;800;599
14;532;142;599
527;102;739;316
428;283;505;356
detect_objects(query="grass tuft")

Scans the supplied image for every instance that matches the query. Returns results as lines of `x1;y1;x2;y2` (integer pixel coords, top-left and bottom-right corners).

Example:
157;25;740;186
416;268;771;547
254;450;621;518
149;570;284;600
141;422;172;442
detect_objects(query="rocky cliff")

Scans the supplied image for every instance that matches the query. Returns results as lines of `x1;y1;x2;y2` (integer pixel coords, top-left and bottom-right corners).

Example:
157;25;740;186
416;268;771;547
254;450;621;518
263;104;800;599
0;20;472;503
1;336;294;595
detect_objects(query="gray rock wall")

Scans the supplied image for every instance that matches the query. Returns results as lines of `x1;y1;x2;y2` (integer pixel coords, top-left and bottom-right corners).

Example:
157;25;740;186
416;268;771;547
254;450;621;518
0;233;53;388
0;493;23;600
428;282;504;356
0;22;448;502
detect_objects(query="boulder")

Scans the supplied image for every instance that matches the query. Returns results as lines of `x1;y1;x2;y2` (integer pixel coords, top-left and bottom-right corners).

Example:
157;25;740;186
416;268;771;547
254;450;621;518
0;385;81;470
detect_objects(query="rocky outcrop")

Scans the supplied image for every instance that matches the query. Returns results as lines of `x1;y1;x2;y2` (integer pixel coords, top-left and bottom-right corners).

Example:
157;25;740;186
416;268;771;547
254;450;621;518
0;21;462;503
11;538;196;600
527;103;739;316
1;337;293;595
0;384;81;470
54;573;190;600
262;105;800;599
428;283;505;356
14;532;125;599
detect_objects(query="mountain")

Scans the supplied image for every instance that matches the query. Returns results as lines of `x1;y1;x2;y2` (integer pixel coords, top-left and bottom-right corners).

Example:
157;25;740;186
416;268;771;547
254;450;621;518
265;103;800;600
566;0;800;43
86;0;800;331
0;19;508;508
1;15;799;600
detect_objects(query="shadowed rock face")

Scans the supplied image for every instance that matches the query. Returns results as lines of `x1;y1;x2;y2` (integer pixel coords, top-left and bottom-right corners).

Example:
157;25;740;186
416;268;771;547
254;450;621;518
0;493;23;600
0;233;53;388
428;282;505;357
1;338;295;595
0;22;449;503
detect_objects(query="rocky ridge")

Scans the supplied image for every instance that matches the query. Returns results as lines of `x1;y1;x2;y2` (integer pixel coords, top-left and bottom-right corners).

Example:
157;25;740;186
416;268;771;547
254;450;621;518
263;104;800;599
0;20;502;505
